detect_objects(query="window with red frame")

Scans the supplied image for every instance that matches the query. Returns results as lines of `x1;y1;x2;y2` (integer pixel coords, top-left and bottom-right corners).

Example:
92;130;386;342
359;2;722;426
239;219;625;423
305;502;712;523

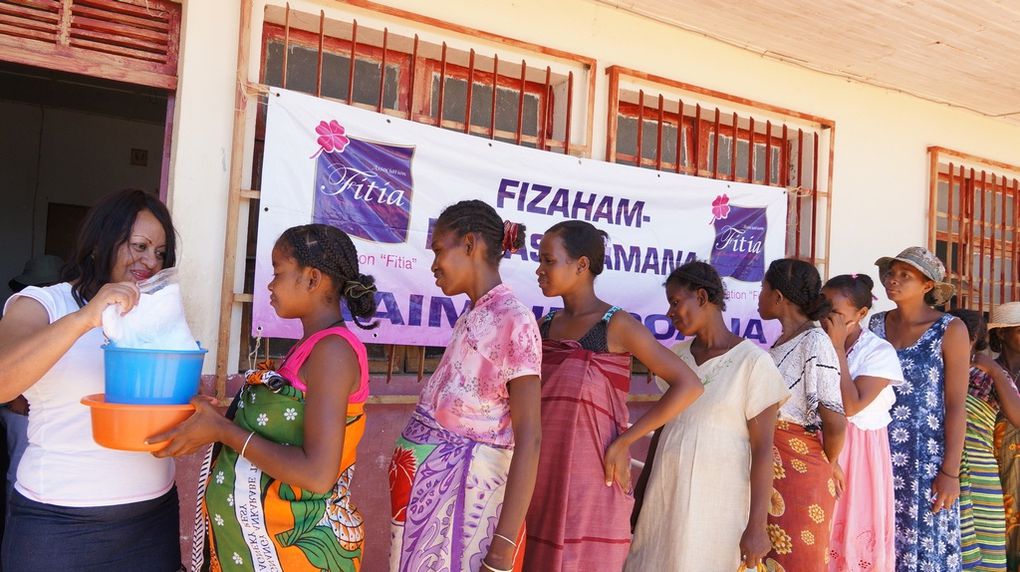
606;67;833;270
239;19;574;377
930;148;1019;312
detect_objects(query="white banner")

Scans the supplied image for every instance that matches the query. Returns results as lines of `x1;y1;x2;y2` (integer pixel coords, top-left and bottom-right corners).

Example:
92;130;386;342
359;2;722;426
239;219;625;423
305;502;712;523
254;88;788;347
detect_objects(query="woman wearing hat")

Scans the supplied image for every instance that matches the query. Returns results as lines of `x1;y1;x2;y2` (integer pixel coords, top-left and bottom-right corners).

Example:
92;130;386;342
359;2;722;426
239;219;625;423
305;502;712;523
989;302;1020;571
869;246;971;572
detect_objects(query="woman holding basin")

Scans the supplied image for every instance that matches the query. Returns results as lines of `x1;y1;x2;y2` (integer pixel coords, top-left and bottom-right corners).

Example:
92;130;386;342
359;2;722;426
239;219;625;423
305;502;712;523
0;190;182;572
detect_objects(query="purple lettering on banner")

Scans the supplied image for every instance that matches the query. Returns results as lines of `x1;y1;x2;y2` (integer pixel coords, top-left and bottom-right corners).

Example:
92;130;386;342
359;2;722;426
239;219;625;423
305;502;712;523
593;196;614;224
526;184;550;215
571;192;597;220
613;244;641;272
615;198;645;227
496;178;519;209
312;129;415;244
710;195;767;282
547;188;570;217
408;294;424;327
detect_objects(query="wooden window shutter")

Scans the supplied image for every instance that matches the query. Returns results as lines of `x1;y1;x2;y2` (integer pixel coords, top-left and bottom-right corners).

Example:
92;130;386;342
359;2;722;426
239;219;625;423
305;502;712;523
0;0;181;90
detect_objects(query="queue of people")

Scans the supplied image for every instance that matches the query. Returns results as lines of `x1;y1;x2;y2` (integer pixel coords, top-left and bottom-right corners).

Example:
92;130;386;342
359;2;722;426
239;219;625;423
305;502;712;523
1;190;1020;572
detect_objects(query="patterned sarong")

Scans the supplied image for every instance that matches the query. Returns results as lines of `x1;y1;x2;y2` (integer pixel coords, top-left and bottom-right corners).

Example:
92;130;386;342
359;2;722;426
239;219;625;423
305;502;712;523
961;394;1008;570
389;407;524;572
191;368;366;572
766;421;837;571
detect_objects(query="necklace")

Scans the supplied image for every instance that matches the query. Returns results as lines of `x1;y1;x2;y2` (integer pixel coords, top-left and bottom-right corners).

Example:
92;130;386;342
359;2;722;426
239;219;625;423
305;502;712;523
999;355;1020;380
774;319;812;347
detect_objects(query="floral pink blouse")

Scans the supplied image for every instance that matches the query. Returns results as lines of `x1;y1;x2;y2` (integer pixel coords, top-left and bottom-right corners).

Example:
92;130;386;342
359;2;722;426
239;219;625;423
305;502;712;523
418;283;542;448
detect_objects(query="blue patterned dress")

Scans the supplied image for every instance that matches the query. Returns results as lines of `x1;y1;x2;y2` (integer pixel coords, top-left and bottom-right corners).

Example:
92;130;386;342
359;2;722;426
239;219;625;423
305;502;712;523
871;312;962;572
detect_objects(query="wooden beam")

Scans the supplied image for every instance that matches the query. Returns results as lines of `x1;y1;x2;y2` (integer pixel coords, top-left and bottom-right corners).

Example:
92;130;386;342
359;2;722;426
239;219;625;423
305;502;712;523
604;66;620;162
608;64;834;128
215;0;254;401
334;0;595;69
928;146;1020;176
928;147;940;252
0;39;177;90
328;0;596;156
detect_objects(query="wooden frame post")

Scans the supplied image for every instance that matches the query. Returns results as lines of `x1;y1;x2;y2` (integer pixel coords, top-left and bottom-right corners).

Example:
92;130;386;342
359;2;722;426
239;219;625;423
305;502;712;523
215;0;255;401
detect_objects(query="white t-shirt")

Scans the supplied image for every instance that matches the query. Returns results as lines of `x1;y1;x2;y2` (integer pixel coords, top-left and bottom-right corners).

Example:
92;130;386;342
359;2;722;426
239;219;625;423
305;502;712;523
4;283;175;507
845;328;905;430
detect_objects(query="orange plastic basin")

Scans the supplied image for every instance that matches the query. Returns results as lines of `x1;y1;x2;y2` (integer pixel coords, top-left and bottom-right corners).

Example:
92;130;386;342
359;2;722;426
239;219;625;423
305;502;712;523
81;394;195;452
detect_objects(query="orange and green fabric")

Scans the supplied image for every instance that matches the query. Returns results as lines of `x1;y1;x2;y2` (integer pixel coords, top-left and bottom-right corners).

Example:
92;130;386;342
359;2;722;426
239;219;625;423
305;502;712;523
191;328;369;572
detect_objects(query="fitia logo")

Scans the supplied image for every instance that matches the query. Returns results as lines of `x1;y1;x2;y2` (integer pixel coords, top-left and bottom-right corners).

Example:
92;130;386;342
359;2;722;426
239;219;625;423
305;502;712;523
708;194;767;282
311;120;414;243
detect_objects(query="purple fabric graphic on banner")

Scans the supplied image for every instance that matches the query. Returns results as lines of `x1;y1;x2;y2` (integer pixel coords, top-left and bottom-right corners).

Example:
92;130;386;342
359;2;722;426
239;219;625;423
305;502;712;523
313;134;415;244
711;203;767;282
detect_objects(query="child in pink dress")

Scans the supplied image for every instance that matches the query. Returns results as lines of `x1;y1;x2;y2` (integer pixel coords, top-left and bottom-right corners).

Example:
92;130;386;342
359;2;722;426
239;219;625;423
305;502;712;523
821;274;905;571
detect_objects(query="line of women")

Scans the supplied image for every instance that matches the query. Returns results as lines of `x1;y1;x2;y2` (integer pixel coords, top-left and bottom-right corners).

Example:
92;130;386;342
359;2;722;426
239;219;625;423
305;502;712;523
4;191;1020;572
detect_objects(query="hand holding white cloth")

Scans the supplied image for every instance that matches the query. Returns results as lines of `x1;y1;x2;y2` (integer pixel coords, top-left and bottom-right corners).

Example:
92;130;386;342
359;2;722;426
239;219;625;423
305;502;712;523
102;269;197;351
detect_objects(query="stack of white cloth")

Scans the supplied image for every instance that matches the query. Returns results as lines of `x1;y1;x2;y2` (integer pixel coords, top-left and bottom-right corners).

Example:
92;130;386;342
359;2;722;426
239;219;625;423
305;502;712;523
101;268;197;350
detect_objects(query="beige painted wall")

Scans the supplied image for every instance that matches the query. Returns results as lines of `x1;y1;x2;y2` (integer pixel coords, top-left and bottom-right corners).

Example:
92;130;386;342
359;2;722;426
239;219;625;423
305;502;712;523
168;0;1020;371
167;0;242;366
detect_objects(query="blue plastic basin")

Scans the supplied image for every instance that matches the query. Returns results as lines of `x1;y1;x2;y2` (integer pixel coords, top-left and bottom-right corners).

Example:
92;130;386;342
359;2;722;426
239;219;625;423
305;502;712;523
103;343;207;405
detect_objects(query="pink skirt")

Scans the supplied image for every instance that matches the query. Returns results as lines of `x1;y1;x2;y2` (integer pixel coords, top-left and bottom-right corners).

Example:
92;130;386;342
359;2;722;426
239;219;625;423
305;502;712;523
828;423;896;572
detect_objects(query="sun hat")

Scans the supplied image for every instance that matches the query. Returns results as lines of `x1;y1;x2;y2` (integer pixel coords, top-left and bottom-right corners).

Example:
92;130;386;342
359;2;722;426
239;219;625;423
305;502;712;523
9;255;64;291
988;302;1020;331
874;246;955;306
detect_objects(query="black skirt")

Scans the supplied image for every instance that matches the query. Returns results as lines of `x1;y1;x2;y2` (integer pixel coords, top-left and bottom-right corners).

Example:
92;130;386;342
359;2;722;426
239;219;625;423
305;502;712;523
2;487;181;572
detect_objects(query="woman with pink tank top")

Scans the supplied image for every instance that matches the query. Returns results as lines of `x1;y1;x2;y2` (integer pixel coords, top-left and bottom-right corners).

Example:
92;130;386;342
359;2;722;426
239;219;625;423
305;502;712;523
153;224;377;572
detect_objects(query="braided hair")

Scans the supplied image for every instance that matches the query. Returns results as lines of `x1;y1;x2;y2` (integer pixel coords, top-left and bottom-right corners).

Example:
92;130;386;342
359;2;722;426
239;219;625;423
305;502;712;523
544;220;609;276
276;224;378;330
434;200;525;265
948;308;988;351
666;261;727;310
822;274;875;311
764;258;831;320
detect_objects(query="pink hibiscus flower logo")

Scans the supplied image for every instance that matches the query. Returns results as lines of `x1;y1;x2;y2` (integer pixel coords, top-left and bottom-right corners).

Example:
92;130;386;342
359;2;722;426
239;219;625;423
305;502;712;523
710;194;730;224
311;120;350;158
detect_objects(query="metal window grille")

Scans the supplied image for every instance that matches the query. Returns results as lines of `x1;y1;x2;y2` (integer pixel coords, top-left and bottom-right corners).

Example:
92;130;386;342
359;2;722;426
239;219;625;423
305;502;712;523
929;147;1020;312
232;5;590;383
605;66;834;274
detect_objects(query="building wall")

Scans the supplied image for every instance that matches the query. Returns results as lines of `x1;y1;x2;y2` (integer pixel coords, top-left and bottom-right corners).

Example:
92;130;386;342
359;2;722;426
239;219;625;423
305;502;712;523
359;0;1018;308
166;0;243;363
159;2;1020;569
166;0;1020;372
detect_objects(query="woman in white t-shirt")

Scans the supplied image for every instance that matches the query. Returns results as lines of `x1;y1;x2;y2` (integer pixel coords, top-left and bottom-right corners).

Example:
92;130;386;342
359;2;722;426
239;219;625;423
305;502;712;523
0;190;181;571
821;274;905;572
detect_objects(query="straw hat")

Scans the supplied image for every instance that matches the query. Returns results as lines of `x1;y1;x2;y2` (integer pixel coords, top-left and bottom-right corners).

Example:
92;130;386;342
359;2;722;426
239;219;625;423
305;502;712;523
988;302;1020;331
874;246;955;306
